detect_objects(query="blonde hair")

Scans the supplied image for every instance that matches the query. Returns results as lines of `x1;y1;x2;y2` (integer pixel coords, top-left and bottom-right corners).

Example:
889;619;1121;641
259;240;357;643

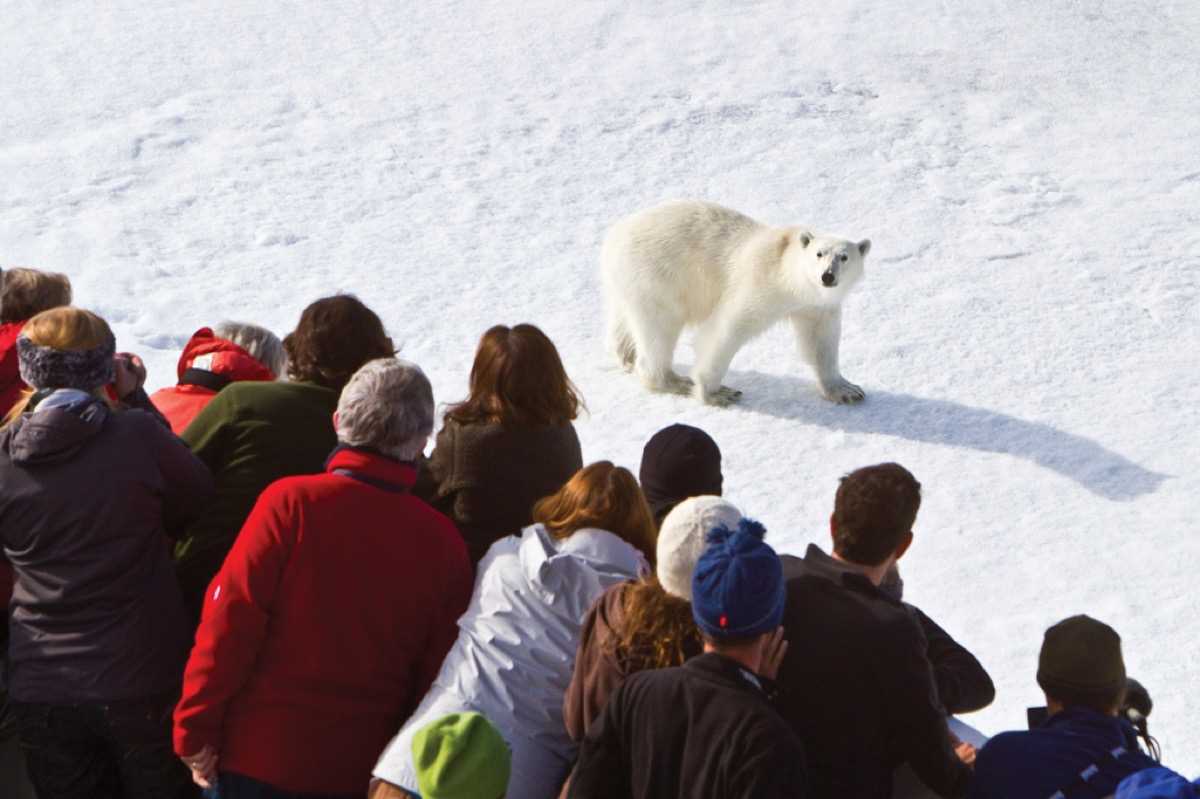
1;268;72;324
531;461;657;565
3;307;114;426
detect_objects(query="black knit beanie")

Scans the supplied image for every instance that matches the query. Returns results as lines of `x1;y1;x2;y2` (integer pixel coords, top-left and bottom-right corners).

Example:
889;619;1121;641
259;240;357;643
639;424;723;526
1037;615;1126;702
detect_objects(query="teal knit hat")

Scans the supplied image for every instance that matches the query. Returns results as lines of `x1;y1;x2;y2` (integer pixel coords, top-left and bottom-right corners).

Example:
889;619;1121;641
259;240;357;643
412;712;511;799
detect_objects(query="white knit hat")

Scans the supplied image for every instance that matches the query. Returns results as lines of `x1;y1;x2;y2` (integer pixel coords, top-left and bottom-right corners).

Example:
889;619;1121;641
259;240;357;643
656;495;742;601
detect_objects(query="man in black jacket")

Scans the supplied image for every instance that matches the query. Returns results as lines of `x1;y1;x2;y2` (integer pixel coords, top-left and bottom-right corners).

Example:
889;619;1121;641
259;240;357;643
569;518;807;799
778;463;976;798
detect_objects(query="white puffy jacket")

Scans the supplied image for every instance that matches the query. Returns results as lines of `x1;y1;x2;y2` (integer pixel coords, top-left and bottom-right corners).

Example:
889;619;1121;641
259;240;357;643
373;523;649;798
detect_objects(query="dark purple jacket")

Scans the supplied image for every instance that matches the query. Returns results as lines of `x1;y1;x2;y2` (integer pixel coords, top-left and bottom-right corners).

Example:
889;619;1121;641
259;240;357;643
0;394;213;702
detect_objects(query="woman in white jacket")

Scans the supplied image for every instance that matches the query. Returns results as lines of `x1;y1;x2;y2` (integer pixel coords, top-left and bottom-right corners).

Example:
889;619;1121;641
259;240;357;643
372;461;657;799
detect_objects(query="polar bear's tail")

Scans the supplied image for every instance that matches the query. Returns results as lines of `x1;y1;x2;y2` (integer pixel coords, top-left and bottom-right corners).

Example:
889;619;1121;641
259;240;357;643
606;312;637;371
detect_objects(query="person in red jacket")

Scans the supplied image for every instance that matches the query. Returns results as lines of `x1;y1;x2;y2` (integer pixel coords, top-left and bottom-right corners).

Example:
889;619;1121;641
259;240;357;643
150;322;285;434
174;357;473;799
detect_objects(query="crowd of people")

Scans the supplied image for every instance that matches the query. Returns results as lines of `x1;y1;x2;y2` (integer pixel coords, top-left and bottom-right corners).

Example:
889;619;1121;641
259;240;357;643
0;264;1195;799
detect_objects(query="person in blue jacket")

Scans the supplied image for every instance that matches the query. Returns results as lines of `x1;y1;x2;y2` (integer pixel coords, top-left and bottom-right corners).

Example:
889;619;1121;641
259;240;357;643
970;615;1158;798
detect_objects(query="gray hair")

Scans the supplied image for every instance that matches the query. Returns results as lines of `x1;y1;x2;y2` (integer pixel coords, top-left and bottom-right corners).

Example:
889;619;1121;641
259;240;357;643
214;321;287;378
336;358;434;461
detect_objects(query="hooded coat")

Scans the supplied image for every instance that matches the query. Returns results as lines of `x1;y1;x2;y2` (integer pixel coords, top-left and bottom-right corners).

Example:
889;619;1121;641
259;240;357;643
0;392;213;703
149;327;276;435
372;523;648;799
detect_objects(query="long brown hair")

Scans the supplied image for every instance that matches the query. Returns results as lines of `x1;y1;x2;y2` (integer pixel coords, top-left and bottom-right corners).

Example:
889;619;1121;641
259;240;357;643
612;575;702;672
446;324;582;428
531;461;656;565
3;307;114;426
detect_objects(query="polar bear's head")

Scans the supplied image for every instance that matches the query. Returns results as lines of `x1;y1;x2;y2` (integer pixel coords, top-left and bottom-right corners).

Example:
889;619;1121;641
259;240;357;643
787;231;871;303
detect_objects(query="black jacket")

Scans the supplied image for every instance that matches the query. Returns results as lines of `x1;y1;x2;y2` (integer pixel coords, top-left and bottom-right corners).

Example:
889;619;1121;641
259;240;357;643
569;652;808;799
0;395;212;702
908;604;994;715
778;546;972;799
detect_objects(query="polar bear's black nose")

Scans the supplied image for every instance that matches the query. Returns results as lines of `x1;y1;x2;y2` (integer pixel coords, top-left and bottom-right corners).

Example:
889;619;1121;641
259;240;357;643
821;271;837;287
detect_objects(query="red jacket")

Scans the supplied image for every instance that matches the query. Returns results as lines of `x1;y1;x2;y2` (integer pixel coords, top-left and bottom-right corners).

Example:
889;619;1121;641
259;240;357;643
1;320;25;612
173;447;472;795
1;320;27;420
150;328;276;434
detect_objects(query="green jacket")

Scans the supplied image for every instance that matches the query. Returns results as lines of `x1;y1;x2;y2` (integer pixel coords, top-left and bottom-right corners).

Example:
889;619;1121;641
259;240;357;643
174;380;339;623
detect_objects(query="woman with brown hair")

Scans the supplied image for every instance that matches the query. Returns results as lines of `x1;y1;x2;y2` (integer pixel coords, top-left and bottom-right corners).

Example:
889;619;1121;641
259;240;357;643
372;461;655;799
418;323;584;563
0;307;212;798
173;294;395;623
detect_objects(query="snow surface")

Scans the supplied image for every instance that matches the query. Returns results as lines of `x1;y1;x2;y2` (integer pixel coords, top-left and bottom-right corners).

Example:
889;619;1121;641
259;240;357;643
3;0;1198;774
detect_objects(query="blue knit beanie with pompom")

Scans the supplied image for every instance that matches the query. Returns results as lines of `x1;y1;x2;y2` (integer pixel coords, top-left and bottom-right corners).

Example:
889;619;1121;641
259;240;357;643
691;518;785;640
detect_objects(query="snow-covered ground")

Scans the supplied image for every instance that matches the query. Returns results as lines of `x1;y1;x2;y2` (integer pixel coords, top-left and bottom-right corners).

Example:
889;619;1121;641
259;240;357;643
3;0;1197;774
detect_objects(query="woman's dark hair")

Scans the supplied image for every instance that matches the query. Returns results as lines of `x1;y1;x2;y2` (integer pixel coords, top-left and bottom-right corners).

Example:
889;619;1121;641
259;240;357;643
446;324;582;428
283;295;393;391
609;575;701;672
831;462;921;566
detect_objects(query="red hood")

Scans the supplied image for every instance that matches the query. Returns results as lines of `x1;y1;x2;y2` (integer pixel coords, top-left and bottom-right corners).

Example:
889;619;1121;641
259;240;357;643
176;327;276;383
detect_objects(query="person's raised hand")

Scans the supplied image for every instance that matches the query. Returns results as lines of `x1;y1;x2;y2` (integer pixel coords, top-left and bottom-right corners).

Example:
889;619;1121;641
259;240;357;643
760;626;789;681
954;741;977;768
113;352;147;399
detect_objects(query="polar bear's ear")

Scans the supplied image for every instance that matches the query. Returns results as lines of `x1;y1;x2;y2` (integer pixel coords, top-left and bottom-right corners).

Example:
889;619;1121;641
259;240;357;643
857;239;871;257
791;229;812;248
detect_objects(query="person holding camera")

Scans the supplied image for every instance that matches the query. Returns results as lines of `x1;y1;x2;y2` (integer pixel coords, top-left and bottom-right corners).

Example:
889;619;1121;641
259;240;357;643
968;615;1160;798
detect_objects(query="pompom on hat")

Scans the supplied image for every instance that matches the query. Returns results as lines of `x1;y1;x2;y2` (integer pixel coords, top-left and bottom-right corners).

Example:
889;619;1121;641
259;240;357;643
412;712;511;799
691;517;785;640
656;496;742;601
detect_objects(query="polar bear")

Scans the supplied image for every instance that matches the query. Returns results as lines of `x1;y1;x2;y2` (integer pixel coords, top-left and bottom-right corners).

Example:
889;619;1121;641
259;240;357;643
601;200;871;405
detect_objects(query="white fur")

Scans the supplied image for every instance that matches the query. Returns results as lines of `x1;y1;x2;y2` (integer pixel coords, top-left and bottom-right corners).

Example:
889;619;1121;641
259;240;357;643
601;200;871;405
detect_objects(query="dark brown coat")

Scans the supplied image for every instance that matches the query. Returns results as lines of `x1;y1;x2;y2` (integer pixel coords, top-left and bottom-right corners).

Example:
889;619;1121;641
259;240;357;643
416;419;582;563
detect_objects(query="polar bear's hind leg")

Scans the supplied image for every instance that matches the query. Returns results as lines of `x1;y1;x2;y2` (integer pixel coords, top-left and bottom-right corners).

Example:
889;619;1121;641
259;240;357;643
626;309;691;395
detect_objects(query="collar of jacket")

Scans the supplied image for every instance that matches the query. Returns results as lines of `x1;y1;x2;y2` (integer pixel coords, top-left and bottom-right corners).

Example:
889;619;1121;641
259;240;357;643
685;652;770;695
801;543;897;603
1042;706;1142;745
324;444;417;491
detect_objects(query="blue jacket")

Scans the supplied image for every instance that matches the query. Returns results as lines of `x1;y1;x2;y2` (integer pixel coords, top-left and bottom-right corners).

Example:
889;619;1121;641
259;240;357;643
970;707;1158;799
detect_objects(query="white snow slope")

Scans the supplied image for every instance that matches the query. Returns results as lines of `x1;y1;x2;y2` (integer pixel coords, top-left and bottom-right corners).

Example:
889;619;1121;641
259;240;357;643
3;0;1198;774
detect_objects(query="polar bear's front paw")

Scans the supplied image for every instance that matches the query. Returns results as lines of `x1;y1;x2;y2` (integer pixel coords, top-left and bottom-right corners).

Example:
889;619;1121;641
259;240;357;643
694;383;743;407
713;385;743;405
821;378;865;404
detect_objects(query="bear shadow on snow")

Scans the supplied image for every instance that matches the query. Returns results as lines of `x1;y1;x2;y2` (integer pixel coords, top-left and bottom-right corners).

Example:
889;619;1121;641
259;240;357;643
726;369;1169;502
